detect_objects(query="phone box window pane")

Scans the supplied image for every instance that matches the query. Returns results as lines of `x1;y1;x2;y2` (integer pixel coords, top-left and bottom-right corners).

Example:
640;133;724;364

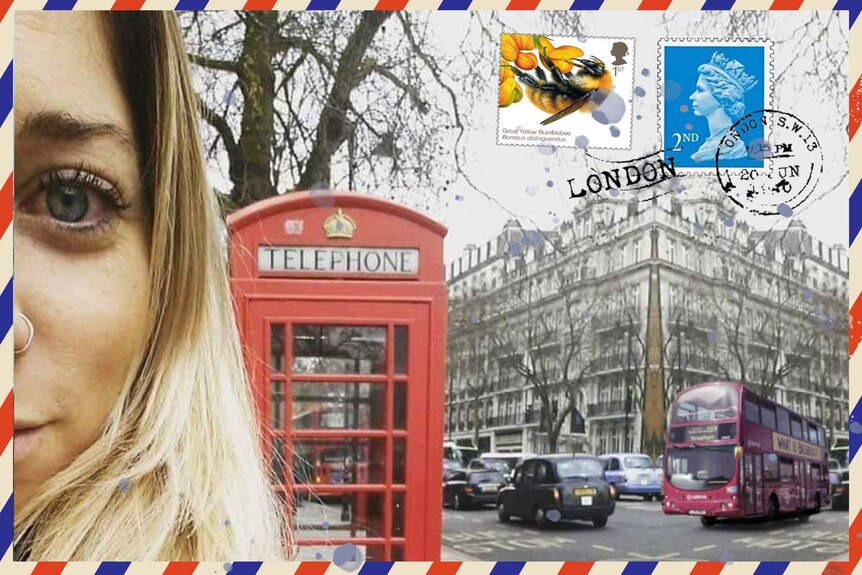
270;324;285;372
393;438;406;484
271;381;285;429
394;326;408;374
271;436;286;484
292;382;385;429
392;492;405;537
394;382;407;430
294;492;386;540
293;438;387;485
293;325;386;374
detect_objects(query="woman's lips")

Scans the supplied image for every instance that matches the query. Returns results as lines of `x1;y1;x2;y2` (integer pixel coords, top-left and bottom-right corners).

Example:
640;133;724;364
14;426;45;463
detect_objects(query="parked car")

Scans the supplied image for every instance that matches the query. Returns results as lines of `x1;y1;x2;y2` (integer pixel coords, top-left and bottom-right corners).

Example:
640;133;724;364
468;458;512;476
600;453;663;501
656;455;665;499
443;469;507;510
497;454;615;528
832;468;849;511
829;458;841;487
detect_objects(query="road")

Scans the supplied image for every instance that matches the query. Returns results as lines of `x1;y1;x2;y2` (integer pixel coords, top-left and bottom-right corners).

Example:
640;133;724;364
442;496;849;562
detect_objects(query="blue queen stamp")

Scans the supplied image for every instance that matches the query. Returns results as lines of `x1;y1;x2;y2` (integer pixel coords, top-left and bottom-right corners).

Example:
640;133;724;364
659;39;773;170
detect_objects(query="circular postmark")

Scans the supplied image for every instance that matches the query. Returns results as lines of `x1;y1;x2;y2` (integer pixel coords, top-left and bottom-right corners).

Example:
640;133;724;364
714;109;823;216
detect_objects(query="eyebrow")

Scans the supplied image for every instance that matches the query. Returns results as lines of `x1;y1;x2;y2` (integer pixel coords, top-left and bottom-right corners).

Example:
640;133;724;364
18;110;135;150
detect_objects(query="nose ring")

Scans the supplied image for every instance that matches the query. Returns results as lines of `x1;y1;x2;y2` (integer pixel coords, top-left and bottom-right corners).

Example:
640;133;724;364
14;313;35;356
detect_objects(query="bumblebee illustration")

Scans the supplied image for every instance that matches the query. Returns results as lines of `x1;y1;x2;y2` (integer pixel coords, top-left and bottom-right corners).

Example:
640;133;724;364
509;55;612;126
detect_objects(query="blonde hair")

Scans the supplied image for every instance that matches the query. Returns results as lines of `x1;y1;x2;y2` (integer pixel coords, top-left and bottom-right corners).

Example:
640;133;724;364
14;13;288;560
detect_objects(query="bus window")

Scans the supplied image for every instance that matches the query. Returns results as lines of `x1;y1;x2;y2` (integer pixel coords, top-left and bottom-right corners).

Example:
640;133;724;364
818;427;827;447
744;397;760;424
808;423;819;444
790;417;802;439
761;404;776;429
779;457;794;481
777;407;790;435
764;453;779;480
672;384;739;423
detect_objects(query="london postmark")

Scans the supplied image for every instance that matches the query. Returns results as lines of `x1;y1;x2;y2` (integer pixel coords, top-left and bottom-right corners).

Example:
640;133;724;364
715;109;823;216
659;39;773;171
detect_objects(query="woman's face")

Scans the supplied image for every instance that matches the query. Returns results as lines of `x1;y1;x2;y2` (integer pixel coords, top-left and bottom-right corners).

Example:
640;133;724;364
689;74;720;117
13;13;150;510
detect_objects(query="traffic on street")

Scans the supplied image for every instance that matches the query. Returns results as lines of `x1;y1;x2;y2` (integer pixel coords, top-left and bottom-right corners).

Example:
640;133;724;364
442;495;849;562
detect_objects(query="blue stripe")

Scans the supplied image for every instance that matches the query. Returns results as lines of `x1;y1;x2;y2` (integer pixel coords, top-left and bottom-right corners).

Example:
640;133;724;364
0;496;12;560
306;0;341;9
43;0;78;8
752;563;790;575
621;562;658;575
0;63;11;128
569;0;605;8
701;0;735;9
489;563;525;575
357;563;395;575
226;562;263;575
850;396;862;464
438;0;473;9
0;280;11;349
835;0;861;28
174;0;210;9
93;563;131;575
850;178;862;245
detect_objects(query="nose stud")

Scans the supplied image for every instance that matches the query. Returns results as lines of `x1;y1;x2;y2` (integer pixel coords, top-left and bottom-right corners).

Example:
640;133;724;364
14;313;35;356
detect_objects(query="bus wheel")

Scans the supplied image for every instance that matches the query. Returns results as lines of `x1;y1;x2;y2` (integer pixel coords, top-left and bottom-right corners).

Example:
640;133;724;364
767;495;779;522
700;516;717;527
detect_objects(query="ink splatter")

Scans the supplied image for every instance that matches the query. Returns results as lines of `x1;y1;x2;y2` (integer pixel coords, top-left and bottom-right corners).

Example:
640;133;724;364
316;553;323;560
641;68;650;77
117;478;132;495
719;551;735;563
592;110;610;125
575;136;590;148
322;521;330;530
634;86;646;98
333;543;363;571
693;222;704;233
590;91;626;124
538;144;557;156
508;242;523;256
850;421;862;435
610;126;621;138
707;330;720;345
455;194;464;201
309;184;335;208
224;563;232;573
609;189;620;198
724;218;735;227
526;186;539;196
747;138;772;160
546;509;562;522
685;124;693;131
664;80;682;101
582;311;592;320
803;289;813;300
636;115;642;120
546;180;554;188
545;167;551;172
224;519;231;526
679;105;689;113
777;203;793;217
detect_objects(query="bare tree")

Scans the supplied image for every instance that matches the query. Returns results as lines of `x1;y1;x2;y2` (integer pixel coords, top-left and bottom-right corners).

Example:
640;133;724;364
181;11;502;211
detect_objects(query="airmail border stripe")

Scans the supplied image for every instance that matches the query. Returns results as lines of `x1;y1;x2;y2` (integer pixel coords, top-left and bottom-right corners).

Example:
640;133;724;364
0;1;857;575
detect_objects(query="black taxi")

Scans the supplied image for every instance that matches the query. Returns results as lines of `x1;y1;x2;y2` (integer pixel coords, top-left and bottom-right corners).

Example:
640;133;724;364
497;454;615;528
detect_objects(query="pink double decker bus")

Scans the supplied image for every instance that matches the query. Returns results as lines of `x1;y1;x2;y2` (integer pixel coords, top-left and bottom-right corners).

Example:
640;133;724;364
662;382;830;526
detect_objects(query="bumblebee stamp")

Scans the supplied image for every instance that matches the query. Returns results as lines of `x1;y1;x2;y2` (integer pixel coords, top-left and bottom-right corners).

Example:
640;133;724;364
659;39;773;171
497;34;635;149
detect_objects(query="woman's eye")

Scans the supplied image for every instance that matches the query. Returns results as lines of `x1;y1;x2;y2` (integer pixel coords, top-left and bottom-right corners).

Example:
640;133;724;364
46;184;92;223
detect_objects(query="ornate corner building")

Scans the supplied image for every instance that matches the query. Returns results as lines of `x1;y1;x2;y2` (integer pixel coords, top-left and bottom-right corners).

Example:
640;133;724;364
444;189;849;458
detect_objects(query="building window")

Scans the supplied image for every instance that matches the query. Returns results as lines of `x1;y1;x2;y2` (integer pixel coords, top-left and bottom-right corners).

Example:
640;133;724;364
668;240;675;264
634;240;641;263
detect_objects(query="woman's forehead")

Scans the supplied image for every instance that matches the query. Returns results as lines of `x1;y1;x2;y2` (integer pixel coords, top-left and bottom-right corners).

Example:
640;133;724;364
14;12;135;143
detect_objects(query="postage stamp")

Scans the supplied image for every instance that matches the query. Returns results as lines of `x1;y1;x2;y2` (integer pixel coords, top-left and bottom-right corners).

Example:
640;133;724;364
497;34;635;149
658;39;773;171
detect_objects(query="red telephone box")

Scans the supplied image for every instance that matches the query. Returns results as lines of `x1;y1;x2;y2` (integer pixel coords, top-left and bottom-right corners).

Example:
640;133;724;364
228;191;447;561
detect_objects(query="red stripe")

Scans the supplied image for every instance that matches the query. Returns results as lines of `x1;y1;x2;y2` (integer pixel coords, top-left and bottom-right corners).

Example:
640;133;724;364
557;562;594;575
162;563;200;575
0;391;11;455
638;0;672;9
0;0;12;25
243;0;277;9
769;0;804;8
0;174;12;240
690;562;724;575
31;563;68;575
427;562;462;575
851;74;862;141
111;0;145;9
374;0;409;8
849;509;862;568
507;0;541;9
821;562;850;575
850;293;862;356
294;562;331;575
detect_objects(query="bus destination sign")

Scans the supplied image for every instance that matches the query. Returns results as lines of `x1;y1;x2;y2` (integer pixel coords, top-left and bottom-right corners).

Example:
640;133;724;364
772;432;822;461
683;423;736;443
